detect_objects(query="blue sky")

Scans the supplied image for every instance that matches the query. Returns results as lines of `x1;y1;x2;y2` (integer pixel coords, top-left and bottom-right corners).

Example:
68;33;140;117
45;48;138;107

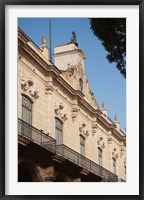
18;18;126;132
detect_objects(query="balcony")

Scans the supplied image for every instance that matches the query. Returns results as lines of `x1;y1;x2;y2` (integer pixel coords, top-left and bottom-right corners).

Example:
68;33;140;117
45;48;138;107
56;144;118;182
18;118;56;154
18;118;118;182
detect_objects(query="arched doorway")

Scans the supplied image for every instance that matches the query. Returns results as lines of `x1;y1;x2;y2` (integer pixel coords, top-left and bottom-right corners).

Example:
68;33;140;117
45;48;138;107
18;161;41;182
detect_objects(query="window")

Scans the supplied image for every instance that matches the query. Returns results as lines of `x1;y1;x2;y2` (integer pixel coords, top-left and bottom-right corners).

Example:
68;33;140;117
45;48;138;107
22;95;32;137
98;147;103;167
112;158;116;174
55;118;62;145
79;78;83;91
80;135;85;156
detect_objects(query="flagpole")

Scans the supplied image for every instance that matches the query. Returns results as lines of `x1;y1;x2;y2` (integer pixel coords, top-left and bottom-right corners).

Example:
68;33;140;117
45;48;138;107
49;18;52;62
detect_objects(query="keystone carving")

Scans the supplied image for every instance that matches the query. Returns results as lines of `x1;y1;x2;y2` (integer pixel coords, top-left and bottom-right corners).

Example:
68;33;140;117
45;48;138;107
79;122;89;137
97;136;105;149
54;102;68;122
21;76;39;99
112;148;119;159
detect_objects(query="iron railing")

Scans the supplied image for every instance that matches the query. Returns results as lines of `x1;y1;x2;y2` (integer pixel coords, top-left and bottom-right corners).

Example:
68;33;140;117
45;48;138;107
56;144;118;182
18;118;118;182
18;118;56;153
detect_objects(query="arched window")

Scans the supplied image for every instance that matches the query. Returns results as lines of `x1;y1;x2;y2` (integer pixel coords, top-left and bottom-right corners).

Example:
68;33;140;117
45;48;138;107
55;118;62;145
112;158;116;174
22;95;32;138
98;147;103;166
80;135;85;156
79;78;83;91
22;95;32;125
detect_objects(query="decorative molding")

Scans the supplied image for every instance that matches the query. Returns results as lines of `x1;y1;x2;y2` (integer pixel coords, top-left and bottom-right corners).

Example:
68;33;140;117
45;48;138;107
21;76;39;100
97;136;105;149
112;148;119;159
54;102;68;122
71;105;79;120
79;121;89;137
91;122;98;136
107;136;113;144
45;81;53;94
67;65;77;78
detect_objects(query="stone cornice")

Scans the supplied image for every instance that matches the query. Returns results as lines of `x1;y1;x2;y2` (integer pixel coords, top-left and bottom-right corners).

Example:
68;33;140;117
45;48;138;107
19;37;61;77
97;114;125;142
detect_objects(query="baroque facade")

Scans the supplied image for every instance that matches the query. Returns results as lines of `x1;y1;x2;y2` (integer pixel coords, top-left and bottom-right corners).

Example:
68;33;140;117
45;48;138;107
18;28;126;182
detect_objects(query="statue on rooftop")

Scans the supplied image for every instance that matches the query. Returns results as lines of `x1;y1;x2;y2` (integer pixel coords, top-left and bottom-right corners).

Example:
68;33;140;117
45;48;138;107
71;31;78;47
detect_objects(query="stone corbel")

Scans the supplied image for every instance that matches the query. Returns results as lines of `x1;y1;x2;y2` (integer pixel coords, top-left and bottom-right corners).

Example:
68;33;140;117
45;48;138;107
112;148;119;159
91;122;98;136
79;122;89;137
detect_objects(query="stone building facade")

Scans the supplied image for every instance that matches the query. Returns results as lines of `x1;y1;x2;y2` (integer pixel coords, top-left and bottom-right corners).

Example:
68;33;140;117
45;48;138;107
18;28;126;182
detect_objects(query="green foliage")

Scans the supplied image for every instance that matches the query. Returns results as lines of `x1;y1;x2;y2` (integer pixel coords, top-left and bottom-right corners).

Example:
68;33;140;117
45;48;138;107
89;18;126;78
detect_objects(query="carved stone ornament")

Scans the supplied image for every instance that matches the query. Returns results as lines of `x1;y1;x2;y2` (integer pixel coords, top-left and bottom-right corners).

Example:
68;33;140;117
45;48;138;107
107;136;113;144
71;105;79;120
112;148;119;159
21;76;39;100
54;102;68;122
67;65;77;78
45;81;53;94
97;136;105;149
79;122;89;137
91;122;98;136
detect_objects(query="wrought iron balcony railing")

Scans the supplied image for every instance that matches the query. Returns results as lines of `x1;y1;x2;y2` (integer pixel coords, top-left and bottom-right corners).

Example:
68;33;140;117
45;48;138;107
18;118;118;182
56;144;118;182
18;118;56;153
